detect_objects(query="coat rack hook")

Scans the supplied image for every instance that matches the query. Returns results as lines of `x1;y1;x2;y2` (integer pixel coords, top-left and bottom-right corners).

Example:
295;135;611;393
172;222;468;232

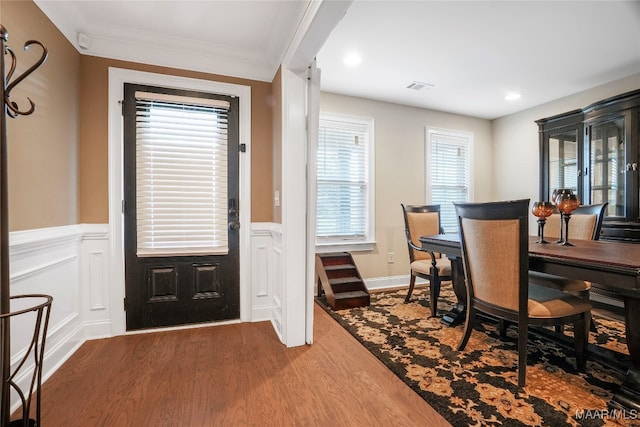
4;37;48;118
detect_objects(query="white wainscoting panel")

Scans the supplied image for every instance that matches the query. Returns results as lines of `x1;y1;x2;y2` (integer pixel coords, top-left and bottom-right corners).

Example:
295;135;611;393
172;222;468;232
272;241;283;340
249;223;283;340
250;223;281;328
79;224;111;339
7;224;112;412
250;227;272;321
9;225;85;412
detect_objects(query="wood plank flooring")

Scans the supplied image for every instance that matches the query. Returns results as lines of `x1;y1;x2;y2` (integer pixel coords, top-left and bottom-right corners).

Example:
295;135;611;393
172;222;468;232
33;304;450;426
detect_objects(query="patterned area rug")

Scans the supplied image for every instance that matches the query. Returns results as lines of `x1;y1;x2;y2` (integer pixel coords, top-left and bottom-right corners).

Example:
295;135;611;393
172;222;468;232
317;287;639;427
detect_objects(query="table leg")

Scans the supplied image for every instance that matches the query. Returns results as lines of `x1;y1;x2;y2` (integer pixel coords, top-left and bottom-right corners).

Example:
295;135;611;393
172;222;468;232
441;256;467;326
609;297;640;412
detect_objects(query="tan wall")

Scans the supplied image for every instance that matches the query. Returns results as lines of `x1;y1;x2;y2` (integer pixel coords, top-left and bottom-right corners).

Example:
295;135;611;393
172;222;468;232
320;92;493;279
79;56;274;223
3;0;80;231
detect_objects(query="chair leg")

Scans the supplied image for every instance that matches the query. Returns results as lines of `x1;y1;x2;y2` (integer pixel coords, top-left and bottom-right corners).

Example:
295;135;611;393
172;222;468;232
457;305;475;351
498;319;508;338
584;293;598;333
573;315;588;372
518;323;528;387
577;289;597;333
429;269;441;317
585;312;591;345
404;273;417;303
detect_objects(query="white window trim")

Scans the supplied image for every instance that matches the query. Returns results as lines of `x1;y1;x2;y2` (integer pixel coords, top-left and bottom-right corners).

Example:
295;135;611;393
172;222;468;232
425;126;474;232
316;112;375;253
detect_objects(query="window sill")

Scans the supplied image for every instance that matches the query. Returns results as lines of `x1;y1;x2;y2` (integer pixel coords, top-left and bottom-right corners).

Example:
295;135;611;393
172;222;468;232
315;241;376;253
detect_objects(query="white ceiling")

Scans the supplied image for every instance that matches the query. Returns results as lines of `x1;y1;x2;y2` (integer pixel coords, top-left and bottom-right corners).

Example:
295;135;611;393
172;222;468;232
317;0;640;119
34;0;640;120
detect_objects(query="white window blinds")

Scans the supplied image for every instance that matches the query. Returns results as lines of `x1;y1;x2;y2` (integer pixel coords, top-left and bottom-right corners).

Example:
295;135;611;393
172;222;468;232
317;115;371;242
428;129;471;233
135;91;230;256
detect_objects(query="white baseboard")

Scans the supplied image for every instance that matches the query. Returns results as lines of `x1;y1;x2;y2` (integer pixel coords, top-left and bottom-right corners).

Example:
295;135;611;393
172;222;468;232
364;275;425;291
251;306;272;322
40;323;85;385
83;320;113;340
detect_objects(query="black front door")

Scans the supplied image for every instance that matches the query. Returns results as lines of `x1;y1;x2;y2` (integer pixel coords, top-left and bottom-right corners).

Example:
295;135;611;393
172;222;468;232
123;83;240;331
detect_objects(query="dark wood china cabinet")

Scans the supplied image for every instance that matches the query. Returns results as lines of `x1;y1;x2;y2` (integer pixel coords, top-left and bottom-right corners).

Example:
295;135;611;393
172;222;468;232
538;89;640;242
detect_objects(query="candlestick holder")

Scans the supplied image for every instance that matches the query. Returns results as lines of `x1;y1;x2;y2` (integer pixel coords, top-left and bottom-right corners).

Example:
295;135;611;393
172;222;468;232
556;193;580;246
551;188;573;244
532;201;555;243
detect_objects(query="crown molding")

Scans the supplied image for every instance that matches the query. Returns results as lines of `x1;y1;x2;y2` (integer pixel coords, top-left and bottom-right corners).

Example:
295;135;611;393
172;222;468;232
34;0;308;82
77;30;276;82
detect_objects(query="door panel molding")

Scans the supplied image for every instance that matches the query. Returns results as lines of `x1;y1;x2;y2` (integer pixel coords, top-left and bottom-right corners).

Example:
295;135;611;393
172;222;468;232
108;68;251;335
147;266;178;302
193;264;221;298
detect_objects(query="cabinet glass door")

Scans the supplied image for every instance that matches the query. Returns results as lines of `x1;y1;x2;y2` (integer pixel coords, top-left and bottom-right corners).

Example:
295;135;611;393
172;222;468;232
589;117;625;218
548;130;578;201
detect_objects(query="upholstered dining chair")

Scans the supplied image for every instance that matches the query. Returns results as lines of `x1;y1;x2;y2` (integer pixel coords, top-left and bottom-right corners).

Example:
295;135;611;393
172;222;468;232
455;199;591;387
540;203;607;243
401;204;451;317
529;203;607;330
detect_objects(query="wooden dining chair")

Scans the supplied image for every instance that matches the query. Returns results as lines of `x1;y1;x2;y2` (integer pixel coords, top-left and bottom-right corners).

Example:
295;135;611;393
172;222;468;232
455;199;591;387
543;203;607;243
529;203;607;332
401;204;451;317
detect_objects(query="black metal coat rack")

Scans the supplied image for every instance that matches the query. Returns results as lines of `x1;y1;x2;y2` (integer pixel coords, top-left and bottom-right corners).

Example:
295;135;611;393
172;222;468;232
1;24;52;427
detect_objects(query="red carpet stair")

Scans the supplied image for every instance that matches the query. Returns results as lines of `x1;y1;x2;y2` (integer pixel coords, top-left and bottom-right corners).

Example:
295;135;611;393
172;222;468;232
316;252;370;310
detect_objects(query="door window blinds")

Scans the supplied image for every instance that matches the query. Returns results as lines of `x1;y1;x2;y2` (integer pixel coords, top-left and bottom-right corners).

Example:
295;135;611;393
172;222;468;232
135;91;230;256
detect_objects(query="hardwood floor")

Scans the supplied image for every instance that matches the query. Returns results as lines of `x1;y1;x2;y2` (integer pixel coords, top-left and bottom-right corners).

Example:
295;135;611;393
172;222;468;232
33;304;450;426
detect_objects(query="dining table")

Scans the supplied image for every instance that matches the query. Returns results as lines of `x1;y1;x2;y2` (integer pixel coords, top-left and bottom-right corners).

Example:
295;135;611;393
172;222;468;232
419;233;640;413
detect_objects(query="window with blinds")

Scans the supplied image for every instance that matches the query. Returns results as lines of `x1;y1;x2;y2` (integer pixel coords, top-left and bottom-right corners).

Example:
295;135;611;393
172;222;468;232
317;113;374;245
135;91;230;256
426;128;473;233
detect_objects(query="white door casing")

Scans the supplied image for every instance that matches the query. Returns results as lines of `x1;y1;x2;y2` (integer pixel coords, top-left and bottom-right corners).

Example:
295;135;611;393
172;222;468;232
279;0;352;347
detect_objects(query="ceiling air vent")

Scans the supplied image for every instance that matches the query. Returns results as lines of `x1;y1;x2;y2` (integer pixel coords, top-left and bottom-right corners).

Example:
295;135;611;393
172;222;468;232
406;81;434;91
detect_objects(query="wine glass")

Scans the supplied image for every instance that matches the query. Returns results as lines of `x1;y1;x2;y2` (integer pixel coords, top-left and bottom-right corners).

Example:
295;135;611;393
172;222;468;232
552;188;573;243
556;193;580;246
532;201;555;243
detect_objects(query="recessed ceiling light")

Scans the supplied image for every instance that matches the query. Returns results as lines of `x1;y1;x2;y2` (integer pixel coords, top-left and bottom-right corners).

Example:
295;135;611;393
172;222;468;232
505;92;522;101
344;52;362;66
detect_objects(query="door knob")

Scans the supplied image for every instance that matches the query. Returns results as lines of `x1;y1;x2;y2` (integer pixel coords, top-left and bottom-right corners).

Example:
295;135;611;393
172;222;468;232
229;222;240;230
